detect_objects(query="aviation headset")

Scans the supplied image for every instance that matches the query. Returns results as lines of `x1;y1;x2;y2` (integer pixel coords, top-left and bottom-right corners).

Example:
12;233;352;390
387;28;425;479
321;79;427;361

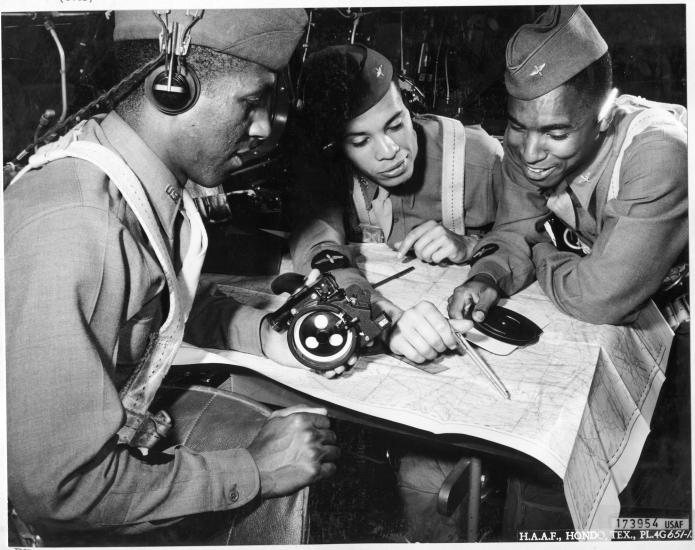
142;9;289;163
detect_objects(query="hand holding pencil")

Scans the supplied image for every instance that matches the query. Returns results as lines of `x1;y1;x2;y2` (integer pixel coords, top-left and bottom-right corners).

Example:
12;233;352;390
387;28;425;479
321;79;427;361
371;263;511;398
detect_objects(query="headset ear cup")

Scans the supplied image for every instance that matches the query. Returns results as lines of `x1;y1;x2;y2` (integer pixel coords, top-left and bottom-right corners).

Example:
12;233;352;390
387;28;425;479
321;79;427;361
145;63;200;115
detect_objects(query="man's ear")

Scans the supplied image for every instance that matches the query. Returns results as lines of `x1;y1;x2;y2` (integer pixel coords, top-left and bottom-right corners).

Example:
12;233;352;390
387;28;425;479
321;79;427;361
598;107;617;132
597;88;619;132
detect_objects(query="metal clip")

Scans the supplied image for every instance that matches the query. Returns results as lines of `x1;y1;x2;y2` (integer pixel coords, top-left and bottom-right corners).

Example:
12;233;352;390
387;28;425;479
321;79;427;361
119;408;173;454
153;10;171;54
178;10;204;56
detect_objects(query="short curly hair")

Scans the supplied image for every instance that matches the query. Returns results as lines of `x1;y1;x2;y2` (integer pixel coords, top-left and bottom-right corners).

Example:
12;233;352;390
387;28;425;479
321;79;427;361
284;51;368;221
565;52;613;109
296;49;362;153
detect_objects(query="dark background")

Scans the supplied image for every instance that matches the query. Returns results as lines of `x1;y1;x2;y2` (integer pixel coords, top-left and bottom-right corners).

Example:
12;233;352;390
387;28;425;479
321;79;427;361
2;4;686;164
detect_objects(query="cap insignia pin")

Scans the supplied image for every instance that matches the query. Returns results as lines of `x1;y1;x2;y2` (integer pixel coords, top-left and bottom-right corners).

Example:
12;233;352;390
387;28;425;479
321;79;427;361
375;64;384;78
530;63;546;77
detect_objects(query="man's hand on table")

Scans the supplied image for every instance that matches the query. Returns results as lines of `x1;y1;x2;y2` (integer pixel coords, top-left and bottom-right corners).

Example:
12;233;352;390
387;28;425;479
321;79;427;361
394;220;479;264
377;298;473;363
247;405;339;497
260;316;357;378
448;275;501;322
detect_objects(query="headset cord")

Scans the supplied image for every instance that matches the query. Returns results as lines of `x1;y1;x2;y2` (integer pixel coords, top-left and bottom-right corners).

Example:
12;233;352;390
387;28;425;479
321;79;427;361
13;51;166;164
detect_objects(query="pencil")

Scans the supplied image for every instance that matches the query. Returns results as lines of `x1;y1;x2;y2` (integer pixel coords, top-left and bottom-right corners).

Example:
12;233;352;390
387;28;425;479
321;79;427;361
372;266;415;289
452;330;511;400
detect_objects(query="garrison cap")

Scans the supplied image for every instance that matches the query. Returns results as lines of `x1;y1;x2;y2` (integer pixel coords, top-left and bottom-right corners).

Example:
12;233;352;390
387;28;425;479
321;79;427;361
505;5;607;100
305;44;394;119
113;9;307;71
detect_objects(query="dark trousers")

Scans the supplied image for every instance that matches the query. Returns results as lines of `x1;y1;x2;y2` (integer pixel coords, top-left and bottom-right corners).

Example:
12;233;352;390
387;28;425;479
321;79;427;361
396;449;465;542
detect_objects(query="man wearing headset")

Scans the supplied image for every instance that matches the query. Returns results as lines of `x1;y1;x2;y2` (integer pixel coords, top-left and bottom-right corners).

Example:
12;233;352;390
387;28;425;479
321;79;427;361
448;6;688;535
5;9;341;545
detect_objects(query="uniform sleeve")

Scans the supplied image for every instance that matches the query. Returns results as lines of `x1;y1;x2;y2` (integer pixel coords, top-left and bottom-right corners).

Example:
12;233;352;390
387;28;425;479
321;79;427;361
462;127;504;229
288;162;373;293
5;206;259;535
532;130;688;324
185;286;268;355
466;154;551;295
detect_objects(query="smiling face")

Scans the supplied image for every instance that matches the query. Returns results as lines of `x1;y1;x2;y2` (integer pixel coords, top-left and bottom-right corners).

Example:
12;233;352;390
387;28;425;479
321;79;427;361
504;84;603;189
341;82;418;188
169;62;276;188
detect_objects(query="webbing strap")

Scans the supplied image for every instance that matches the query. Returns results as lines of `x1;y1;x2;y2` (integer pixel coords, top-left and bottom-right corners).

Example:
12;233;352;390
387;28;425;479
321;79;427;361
436;114;467;235
546;186;577;229
179;189;208;318
608;95;687;202
14;134;203;448
545;95;686;256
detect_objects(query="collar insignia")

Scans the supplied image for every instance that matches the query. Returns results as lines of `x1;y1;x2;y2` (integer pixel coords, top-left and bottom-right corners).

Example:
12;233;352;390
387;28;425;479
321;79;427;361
165;185;181;202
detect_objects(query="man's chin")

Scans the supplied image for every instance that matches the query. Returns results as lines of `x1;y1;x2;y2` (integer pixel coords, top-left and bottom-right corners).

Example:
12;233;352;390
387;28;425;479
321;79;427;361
514;162;562;190
529;177;562;190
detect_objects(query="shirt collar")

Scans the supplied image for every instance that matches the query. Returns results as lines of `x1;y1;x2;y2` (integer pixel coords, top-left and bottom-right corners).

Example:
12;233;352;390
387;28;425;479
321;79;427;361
97;112;182;240
567;171;598;209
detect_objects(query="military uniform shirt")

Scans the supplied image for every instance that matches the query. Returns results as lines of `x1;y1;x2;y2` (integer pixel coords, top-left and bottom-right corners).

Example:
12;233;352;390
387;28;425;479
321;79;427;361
290;115;503;290
5;112;267;533
467;97;688;324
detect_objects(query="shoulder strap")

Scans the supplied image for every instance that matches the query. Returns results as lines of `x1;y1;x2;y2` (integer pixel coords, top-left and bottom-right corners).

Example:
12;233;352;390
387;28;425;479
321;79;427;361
432;114;467;234
14;134;190;451
608;96;687;202
546;186;577;229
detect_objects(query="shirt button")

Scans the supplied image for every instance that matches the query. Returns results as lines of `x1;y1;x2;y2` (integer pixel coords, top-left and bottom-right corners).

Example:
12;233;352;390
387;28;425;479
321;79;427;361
229;485;239;502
